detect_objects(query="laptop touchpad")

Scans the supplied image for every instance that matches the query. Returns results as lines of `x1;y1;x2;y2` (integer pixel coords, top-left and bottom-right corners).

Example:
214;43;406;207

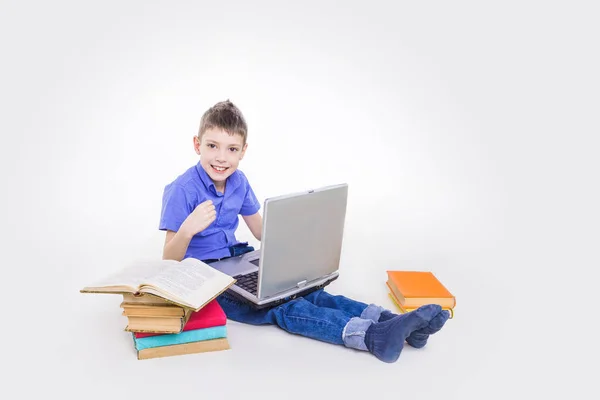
249;258;260;267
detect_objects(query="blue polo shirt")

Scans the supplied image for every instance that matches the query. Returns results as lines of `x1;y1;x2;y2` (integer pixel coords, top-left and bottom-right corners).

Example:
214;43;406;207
159;163;261;260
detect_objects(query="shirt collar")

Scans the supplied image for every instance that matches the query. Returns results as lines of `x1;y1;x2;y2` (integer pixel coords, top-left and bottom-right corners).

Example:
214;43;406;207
195;162;241;196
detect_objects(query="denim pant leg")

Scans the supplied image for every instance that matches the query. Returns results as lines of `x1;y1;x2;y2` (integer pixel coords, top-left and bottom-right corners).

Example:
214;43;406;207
229;243;254;257
302;289;388;322
217;292;373;348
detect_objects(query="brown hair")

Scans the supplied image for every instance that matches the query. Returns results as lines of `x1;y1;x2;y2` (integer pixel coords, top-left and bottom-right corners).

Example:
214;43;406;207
198;100;248;144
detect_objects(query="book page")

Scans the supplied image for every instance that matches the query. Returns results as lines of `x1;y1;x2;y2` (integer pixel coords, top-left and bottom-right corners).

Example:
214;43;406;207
85;259;179;289
144;260;215;296
142;258;233;309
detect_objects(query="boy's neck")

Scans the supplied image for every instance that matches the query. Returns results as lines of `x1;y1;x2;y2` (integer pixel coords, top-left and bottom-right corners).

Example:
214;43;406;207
214;181;226;193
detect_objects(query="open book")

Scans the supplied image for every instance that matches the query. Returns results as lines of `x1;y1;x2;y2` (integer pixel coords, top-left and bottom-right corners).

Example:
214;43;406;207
80;258;236;311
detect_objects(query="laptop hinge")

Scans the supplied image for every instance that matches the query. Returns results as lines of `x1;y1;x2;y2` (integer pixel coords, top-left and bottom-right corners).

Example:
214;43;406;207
296;280;307;288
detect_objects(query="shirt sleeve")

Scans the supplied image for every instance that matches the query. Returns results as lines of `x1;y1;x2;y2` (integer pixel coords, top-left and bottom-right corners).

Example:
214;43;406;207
159;184;194;232
240;183;261;216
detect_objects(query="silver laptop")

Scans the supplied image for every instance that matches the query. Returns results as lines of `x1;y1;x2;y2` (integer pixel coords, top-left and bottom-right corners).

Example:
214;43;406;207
208;183;348;308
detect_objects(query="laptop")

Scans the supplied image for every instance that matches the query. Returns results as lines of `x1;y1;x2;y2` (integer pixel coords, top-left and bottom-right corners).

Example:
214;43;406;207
207;183;348;309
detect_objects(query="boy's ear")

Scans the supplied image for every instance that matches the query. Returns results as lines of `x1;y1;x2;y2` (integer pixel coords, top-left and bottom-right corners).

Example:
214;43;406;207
193;136;201;155
240;142;248;160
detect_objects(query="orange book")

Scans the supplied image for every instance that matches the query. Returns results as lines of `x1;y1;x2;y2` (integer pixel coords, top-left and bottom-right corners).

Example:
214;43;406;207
386;271;456;309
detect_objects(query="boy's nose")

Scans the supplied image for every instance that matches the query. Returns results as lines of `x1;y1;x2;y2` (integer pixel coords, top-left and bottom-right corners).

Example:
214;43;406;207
216;150;227;161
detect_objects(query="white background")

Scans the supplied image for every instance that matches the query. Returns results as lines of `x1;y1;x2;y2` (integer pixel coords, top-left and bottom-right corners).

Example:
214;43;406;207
1;1;598;399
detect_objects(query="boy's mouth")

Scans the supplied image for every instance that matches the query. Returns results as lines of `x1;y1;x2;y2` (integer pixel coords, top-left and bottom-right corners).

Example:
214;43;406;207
211;165;229;174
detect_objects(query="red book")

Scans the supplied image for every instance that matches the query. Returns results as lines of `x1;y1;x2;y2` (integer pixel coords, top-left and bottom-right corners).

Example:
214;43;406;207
133;300;227;338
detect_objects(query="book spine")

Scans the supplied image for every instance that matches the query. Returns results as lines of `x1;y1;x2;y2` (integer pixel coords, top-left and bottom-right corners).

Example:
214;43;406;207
137;338;230;360
133;325;227;350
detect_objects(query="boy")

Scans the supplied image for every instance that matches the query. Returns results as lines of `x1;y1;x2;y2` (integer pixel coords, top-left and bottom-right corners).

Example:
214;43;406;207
160;100;449;363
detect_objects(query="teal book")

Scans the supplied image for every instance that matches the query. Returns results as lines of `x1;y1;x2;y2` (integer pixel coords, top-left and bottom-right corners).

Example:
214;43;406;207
133;325;227;351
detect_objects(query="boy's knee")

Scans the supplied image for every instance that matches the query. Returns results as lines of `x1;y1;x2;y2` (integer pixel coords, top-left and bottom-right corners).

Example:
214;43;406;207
302;288;325;303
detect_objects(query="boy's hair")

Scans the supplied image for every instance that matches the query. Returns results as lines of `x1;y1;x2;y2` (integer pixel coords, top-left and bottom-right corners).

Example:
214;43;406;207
198;100;248;144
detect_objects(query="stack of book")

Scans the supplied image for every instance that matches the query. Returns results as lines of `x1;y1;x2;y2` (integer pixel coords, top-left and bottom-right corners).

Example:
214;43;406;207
81;257;236;360
121;293;229;360
386;270;456;318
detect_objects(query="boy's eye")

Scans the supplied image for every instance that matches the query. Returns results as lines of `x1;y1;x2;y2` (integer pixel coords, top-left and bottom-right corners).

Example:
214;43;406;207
207;144;216;149
229;147;239;152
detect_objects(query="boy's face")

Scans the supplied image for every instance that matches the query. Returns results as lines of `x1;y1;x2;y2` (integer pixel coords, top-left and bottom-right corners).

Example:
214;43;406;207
194;128;247;186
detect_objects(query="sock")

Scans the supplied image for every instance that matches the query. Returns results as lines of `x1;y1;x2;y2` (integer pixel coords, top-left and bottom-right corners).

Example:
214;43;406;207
365;304;442;363
406;309;450;348
378;310;398;322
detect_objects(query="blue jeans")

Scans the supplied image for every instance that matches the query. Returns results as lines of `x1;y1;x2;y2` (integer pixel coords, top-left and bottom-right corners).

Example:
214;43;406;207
207;244;386;350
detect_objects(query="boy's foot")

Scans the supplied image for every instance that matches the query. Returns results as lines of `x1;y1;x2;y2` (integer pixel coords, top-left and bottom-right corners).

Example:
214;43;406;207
405;309;450;348
365;304;444;363
378;310;398;322
379;307;450;348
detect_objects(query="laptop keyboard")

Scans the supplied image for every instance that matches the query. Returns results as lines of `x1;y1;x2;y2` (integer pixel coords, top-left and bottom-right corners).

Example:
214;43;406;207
233;271;258;295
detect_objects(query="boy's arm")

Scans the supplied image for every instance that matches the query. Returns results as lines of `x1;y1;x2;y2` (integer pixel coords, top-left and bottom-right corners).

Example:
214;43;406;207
242;212;263;241
162;200;216;261
162;230;194;261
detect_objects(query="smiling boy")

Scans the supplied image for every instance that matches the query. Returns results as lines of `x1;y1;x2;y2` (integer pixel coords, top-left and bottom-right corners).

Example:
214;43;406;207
160;105;261;262
159;100;450;363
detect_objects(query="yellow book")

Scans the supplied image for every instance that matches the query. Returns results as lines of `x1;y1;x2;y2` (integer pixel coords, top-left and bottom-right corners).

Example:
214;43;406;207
388;291;454;319
124;307;193;334
121;302;187;317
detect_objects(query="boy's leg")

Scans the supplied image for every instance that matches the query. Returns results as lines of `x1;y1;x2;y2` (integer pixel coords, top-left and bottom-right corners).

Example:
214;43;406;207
302;289;450;349
216;292;448;362
217;292;350;345
302;289;391;323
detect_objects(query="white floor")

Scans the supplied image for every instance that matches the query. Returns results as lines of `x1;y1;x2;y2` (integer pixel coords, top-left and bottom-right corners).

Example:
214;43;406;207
50;257;498;398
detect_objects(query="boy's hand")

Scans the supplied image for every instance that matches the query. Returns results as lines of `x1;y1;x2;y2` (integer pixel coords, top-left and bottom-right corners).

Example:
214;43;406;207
180;200;217;237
